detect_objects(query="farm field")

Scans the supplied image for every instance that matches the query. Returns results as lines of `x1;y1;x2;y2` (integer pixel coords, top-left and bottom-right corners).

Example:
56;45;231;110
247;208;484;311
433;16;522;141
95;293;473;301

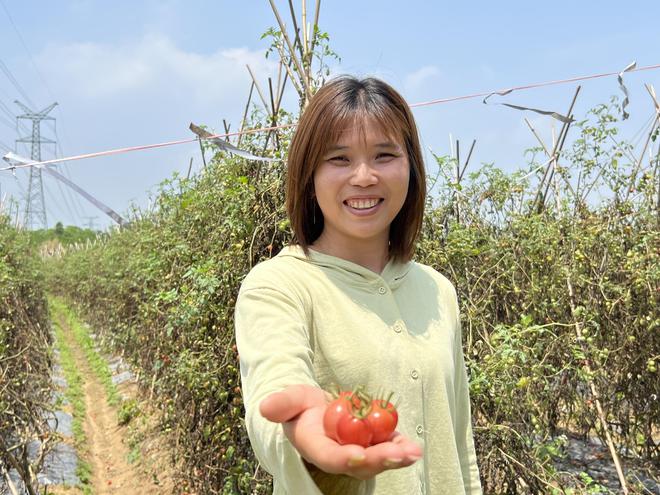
1;3;659;494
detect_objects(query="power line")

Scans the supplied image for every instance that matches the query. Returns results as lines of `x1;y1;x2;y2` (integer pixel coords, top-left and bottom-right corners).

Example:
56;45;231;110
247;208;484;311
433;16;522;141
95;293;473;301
0;59;36;110
0;1;84;225
0;0;56;103
2;62;660;172
52;126;86;219
0;113;15;131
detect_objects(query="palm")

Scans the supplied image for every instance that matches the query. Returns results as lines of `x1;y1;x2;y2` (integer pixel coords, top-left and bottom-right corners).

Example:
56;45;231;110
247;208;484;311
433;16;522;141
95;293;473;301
260;384;422;480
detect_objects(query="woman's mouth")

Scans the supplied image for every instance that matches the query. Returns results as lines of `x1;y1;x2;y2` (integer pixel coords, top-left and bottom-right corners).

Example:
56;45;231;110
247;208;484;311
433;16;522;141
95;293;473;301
343;198;384;215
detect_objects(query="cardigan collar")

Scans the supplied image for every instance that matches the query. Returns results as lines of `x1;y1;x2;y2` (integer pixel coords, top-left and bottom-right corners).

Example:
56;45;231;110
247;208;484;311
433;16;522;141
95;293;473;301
276;244;412;290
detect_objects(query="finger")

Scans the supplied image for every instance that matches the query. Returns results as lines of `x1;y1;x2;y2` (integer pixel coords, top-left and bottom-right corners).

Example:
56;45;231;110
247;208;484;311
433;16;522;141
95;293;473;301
259;385;325;423
388;432;423;459
342;442;417;480
283;421;368;475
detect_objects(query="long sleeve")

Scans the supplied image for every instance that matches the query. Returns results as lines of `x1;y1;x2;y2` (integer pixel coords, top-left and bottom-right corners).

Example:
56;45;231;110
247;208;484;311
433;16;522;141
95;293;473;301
235;276;375;495
234;282;324;494
451;291;483;494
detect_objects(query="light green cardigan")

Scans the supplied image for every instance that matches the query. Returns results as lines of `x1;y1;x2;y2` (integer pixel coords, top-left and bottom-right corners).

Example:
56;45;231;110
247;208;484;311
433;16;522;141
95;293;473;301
234;245;482;494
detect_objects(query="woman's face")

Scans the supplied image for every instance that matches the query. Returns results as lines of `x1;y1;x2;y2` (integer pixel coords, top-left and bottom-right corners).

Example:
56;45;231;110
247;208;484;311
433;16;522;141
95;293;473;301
312;118;410;250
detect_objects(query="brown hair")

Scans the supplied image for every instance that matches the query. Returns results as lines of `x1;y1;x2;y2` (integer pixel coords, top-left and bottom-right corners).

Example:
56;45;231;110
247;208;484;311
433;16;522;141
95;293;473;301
285;75;426;263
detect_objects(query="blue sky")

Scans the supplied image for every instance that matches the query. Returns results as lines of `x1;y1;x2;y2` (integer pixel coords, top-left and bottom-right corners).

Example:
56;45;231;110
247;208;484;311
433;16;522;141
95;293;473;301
0;0;658;229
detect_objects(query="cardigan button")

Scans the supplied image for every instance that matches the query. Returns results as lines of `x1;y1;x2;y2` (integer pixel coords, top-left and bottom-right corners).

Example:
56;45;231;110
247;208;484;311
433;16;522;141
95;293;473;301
393;322;403;333
410;369;419;380
416;424;424;436
378;286;387;294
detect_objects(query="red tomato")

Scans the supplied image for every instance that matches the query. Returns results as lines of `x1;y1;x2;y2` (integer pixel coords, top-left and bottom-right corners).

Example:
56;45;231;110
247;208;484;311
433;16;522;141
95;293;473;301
366;399;398;444
323;393;358;441
336;414;373;447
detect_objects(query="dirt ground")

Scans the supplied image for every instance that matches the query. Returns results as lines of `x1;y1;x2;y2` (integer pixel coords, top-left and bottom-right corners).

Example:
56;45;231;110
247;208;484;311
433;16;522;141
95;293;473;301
51;314;176;494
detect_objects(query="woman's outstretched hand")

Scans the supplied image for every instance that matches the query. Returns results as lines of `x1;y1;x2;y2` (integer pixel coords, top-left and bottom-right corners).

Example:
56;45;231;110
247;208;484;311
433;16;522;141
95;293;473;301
259;384;423;481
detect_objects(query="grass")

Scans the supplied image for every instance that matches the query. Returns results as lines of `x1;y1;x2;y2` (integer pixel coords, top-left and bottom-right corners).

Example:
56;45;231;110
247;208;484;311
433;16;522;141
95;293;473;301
50;297;121;406
50;296;142;492
51;300;94;494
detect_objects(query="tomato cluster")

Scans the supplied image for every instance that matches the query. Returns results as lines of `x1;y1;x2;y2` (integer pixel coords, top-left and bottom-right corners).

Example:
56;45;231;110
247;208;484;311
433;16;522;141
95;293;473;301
323;389;398;447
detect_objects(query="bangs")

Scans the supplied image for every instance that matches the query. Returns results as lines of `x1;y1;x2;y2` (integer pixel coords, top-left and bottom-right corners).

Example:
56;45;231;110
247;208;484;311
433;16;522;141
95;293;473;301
318;97;407;158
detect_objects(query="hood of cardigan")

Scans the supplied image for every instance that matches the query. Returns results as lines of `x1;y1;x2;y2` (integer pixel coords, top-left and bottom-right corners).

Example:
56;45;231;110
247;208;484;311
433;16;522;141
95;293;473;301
275;244;412;291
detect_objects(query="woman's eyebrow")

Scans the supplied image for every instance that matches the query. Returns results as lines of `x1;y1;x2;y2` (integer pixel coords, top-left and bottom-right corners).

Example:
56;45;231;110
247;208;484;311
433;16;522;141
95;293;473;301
326;142;400;152
325;145;349;152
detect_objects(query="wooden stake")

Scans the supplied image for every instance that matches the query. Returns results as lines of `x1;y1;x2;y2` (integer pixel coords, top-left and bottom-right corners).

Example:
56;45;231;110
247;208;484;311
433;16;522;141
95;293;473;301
308;0;322;83
197;137;207;169
532;86;580;213
564;266;629;494
246;64;271;115
287;0;306;64
237;81;255;148
302;0;308;57
268;0;312;103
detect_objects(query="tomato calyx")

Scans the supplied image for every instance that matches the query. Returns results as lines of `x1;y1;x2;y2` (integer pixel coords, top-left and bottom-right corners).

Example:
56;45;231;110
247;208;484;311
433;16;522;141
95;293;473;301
323;385;399;447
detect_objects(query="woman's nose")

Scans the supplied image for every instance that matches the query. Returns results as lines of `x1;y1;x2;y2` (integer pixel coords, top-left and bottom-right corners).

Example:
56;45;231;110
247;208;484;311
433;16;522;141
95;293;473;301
349;160;378;186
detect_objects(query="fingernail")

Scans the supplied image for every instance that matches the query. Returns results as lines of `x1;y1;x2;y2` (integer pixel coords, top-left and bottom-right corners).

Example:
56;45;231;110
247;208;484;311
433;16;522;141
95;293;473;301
348;455;365;467
407;454;422;462
383;457;403;468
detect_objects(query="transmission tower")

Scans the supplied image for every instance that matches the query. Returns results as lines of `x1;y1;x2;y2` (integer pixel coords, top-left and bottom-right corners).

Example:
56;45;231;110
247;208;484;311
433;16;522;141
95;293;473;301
15;101;57;230
83;216;98;231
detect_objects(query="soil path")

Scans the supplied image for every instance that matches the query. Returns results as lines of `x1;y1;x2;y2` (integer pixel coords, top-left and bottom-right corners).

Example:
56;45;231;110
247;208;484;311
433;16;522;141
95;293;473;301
57;314;162;495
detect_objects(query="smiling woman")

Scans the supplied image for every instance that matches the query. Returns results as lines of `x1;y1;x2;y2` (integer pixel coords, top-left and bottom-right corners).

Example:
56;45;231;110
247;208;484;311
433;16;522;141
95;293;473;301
285;76;427;270
234;76;482;495
311;118;410;274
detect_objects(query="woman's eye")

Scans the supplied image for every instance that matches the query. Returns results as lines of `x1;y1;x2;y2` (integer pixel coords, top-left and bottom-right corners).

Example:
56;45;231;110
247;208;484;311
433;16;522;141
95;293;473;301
329;156;349;163
376;153;396;160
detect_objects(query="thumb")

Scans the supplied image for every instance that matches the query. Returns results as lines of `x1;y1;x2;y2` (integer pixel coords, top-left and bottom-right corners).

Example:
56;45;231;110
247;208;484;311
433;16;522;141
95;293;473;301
259;384;325;423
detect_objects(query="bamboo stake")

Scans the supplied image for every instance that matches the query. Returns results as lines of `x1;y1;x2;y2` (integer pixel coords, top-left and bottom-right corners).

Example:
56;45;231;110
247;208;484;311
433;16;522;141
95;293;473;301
268;0;312;103
275;60;284;110
237;81;255;148
223;119;231;139
263;77;280;152
276;64;290;114
455;139;461;223
525;118;577;201
564;265;629;494
302;0;308;57
197;138;207;169
551;126;562;214
246;64;271;115
623;85;660;203
525;118;552;157
287;0;306;65
307;0;322;83
273;40;304;99
460;139;476;181
533;86;580;213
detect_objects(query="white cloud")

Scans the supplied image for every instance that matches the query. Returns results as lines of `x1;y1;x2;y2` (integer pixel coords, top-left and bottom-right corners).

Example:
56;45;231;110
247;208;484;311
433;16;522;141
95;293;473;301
21;34;282;228
403;65;442;96
36;34;275;104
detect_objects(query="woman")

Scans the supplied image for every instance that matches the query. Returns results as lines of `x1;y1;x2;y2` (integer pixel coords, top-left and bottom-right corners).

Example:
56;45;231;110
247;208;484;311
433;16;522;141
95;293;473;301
234;76;482;494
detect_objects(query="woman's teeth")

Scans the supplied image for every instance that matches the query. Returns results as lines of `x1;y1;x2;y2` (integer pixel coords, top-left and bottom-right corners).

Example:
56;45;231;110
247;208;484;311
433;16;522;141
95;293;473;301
346;199;381;209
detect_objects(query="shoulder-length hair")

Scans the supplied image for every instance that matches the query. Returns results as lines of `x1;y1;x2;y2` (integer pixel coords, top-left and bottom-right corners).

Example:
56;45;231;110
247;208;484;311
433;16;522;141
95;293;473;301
285;75;426;263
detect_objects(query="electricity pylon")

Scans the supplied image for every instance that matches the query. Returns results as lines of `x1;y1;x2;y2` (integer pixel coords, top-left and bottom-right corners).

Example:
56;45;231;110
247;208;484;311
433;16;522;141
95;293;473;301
15;101;57;230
